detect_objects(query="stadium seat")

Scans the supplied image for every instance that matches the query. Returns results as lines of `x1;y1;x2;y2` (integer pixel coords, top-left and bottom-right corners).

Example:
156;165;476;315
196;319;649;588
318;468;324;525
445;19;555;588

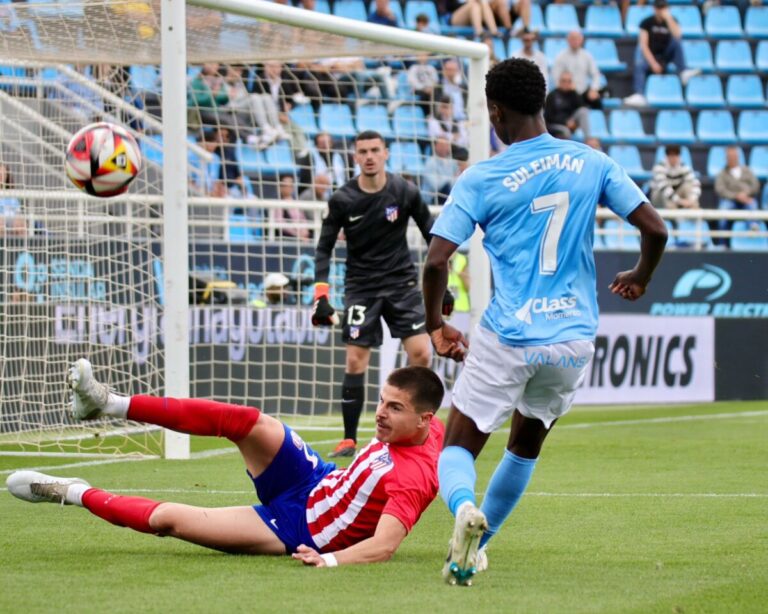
669;6;704;37
758;41;768;72
394;70;417;102
289;103;319;138
392;104;429;140
655;145;694;170
543;37;568;65
704;6;743;38
332;0;367;21
682;40;715;73
319;103;357;139
696;110;737;144
584;5;624;37
715;41;754;73
388;141;425;175
227;213;260;243
586;109;613;144
730;220;768;251
609;110;654;144
356;104;394;140
236;141;265;175
545;4;579;35
403;0;439;29
625;5;654;36
263;140;297;176
645;75;685;107
129;65;160;95
675;219;714;250
370;1;404;27
655;110;696;144
602;219;641;250
706;146;744;178
748;146;768;180
726;75;765;108
520;4;545;32
584;39;627;72
491;37;507;61
141;135;164;167
608;145;651;180
737;110;768;144
745;6;768;39
685;74;725;108
507;37;524;57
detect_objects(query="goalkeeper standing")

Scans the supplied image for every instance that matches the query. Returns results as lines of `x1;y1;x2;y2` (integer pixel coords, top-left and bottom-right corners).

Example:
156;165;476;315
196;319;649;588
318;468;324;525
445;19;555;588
312;130;453;458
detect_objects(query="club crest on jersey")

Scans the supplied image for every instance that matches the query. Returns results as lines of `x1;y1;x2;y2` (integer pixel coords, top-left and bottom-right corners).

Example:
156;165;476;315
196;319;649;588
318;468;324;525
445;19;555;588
350;326;360;339
385;205;399;223
291;430;305;450
370;451;393;471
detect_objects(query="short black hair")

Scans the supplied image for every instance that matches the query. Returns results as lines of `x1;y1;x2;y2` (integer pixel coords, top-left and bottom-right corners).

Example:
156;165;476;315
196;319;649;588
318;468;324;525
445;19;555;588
355;130;385;144
386;366;444;413
665;144;681;155
485;58;546;116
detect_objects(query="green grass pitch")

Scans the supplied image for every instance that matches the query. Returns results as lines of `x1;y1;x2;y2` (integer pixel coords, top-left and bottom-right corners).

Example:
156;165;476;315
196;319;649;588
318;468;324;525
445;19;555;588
1;401;766;614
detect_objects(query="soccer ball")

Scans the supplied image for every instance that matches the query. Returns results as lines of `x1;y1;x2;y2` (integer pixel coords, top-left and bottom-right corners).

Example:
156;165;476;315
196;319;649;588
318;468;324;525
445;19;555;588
65;122;142;197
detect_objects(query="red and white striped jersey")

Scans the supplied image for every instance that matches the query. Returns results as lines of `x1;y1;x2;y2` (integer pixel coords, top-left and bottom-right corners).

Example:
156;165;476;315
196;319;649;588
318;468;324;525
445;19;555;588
306;418;444;553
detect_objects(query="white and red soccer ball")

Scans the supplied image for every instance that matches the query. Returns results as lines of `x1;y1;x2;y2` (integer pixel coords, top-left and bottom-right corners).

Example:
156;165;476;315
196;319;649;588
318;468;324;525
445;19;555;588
65;122;142;197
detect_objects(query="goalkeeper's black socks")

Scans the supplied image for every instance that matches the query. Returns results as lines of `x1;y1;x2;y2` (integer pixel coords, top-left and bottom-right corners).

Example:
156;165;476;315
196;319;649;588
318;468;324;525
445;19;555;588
340;372;365;442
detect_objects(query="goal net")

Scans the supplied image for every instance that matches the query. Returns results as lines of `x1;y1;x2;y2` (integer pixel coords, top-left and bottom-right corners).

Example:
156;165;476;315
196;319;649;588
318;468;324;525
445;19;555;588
0;0;488;458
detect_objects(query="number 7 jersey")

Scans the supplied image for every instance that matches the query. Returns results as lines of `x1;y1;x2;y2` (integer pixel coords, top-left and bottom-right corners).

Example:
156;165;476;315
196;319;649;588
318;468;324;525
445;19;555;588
431;133;647;346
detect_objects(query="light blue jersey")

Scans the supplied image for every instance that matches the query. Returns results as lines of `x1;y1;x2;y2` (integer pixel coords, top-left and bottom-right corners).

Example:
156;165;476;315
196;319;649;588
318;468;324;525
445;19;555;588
432;133;646;346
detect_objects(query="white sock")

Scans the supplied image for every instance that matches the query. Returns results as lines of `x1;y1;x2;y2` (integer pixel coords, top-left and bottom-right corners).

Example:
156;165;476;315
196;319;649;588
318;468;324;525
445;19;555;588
65;483;90;507
103;394;130;419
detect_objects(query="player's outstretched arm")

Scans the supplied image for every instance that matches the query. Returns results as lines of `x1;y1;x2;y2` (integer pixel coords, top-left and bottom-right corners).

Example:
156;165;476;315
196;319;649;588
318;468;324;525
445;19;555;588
292;514;408;567
609;202;668;301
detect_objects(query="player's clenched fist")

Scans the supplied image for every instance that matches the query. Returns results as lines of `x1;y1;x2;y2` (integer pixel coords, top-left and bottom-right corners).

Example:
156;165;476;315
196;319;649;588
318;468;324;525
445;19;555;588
311;282;340;326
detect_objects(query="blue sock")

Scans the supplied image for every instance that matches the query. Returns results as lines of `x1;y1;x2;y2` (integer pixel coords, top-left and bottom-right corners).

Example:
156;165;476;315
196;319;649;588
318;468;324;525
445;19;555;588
438;446;477;516
479;450;537;549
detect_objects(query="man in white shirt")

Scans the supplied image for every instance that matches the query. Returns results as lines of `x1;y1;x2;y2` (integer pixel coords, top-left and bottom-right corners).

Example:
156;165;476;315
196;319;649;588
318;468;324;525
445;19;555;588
551;30;602;109
511;29;549;91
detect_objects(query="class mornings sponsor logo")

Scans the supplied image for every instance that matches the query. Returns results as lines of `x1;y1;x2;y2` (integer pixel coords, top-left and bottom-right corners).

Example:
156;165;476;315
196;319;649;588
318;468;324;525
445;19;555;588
514;296;581;325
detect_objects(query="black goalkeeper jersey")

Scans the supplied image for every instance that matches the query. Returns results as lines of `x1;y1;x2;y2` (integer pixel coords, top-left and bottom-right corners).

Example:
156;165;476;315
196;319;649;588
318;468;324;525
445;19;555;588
314;173;434;295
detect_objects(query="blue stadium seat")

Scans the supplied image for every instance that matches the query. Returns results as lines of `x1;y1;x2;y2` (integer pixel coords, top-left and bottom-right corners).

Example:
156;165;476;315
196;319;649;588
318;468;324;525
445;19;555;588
749;146;768;180
737;110;768;144
608;145;651;180
587;109;613;144
625;5;653;36
141;135;164;167
263;140;297;176
356;104;394;140
584;39;627;72
520;4;545;32
388;141;425;175
758;41;768;72
394;70;417;102
491;37;507;61
704;6;743;38
227;213;260;243
745;7;768;39
726;75;765;108
696;110;737;144
584;5;624;37
655;110;696;144
129;65;160;95
706;146;744;178
543;37;568;65
682;40;715;72
319;103;357;139
685;74;725;108
645;74;685;107
602;219;641;250
289;103;319;138
655;145;694;170
236;142;265;175
404;0;439;29
715;40;754;72
507;37;524;57
730;220;768;251
370;1;404;27
675;219;714;250
333;0;367;21
545;4;579;35
609;109;654;144
392;104;429;139
669;6;704;37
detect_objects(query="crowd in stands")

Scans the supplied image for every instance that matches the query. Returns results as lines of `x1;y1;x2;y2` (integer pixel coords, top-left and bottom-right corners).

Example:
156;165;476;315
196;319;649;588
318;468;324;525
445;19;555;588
0;0;766;248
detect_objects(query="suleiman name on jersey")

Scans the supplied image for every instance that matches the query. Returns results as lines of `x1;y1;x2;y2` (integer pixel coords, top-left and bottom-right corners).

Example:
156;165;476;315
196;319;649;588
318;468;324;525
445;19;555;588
502;154;585;193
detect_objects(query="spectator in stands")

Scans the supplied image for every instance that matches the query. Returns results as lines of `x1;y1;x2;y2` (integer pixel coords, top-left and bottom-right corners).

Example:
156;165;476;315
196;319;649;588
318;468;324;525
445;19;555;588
511;29;549;91
422;137;459;205
551;30;603;109
188;62;235;132
203;127;246;198
544;71;591;140
277;174;312;241
250;61;319;114
407;54;440;112
437;0;500;38
437;59;467;120
0;163;25;237
299;173;332;203
620;0;646;22
650;145;701;210
311;132;348;190
368;0;399;27
715;146;761;238
414;12;440;35
428;96;469;158
625;0;699;107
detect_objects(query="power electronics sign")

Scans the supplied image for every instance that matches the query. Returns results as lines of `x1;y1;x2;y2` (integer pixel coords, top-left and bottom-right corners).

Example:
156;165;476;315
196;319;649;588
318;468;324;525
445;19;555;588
575;315;714;404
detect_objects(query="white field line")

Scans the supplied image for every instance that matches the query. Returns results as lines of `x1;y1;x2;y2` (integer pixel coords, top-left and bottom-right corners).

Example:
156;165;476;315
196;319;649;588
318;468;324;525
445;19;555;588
2;411;765;476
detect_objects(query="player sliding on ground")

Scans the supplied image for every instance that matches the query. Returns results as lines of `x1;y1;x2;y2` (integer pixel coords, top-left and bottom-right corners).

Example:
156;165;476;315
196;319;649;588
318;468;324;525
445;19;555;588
422;58;668;586
6;359;445;567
